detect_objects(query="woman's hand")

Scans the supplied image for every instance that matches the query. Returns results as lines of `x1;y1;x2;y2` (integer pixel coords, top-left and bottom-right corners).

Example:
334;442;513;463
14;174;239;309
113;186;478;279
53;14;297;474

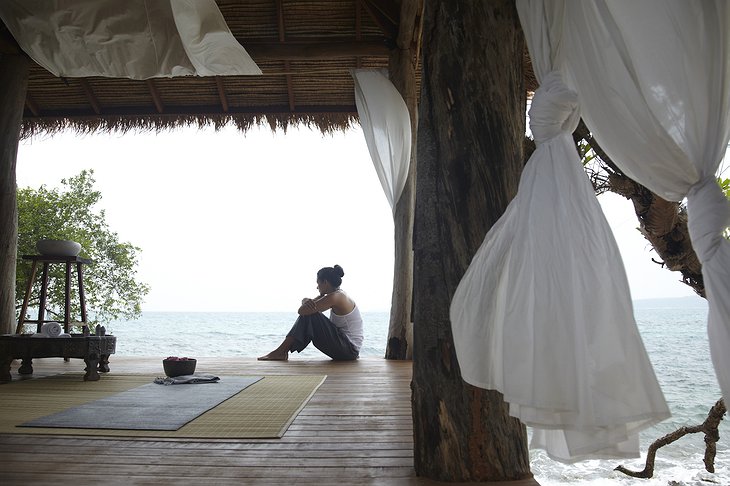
298;293;338;315
298;297;320;315
301;298;318;313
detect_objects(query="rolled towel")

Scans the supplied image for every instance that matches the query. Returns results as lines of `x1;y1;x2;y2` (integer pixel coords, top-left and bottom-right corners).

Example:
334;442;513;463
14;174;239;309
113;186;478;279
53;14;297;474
154;374;220;385
41;321;63;337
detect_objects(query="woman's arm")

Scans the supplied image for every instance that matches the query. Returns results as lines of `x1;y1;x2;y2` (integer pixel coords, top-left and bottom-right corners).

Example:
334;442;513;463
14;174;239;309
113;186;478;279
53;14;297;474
298;292;340;315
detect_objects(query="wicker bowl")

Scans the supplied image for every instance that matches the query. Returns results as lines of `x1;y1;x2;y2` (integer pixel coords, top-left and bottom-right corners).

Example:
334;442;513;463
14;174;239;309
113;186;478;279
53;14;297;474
162;358;197;377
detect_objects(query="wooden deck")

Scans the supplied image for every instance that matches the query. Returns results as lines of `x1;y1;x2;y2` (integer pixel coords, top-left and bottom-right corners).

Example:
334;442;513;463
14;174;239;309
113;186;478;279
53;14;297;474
0;357;539;485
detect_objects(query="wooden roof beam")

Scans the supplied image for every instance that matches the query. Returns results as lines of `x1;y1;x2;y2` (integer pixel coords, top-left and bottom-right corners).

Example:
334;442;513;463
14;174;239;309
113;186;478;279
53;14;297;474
276;0;286;42
361;0;399;40
255;65;387;76
276;0;296;111
365;0;400;24
284;61;295;111
244;40;389;60
23;104;359;119
79;79;102;115
214;77;229;112
355;0;363;69
356;0;362;40
25;93;40;117
145;79;164;113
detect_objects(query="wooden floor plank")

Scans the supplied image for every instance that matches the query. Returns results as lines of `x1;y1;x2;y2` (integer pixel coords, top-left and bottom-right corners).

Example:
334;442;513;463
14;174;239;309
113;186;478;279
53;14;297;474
0;357;539;486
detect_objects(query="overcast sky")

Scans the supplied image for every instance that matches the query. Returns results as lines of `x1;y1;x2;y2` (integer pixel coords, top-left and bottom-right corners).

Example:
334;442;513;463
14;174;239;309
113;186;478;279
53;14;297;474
15;125;699;312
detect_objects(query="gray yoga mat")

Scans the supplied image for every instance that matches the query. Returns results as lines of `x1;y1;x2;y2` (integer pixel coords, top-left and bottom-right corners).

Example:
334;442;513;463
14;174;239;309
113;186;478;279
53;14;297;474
20;376;263;431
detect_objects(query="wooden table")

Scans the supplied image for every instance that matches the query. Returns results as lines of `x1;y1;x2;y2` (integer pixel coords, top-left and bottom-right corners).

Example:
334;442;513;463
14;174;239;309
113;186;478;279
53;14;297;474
0;334;116;383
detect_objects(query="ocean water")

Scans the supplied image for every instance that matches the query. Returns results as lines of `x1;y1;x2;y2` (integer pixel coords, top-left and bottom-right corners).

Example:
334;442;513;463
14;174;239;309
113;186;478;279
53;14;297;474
105;299;728;485
105;311;390;359
529;299;729;486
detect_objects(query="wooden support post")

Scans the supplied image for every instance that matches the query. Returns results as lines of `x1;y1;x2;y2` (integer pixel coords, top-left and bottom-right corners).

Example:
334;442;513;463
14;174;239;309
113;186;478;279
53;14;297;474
384;0;422;360
0;54;29;335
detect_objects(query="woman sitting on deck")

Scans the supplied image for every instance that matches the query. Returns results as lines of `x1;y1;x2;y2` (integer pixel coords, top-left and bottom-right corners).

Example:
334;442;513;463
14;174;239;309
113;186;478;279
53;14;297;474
258;265;363;361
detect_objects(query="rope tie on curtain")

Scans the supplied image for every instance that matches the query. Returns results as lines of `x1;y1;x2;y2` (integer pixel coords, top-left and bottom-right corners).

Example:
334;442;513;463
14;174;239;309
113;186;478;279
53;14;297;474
686;175;730;264
529;71;580;145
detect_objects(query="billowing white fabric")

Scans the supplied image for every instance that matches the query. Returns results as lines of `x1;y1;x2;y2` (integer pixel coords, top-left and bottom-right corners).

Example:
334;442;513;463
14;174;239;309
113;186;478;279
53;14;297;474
352;69;412;213
450;70;669;462
453;0;730;462
0;0;261;79
560;0;730;406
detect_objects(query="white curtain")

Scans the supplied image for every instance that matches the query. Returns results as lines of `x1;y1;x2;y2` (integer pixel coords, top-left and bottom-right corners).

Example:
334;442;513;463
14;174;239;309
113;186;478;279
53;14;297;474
450;0;669;462
352;69;412;213
452;0;730;463
0;0;261;79
561;0;730;411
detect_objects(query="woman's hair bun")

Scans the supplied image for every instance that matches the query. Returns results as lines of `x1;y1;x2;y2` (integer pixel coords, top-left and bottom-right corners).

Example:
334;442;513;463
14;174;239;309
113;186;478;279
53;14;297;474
317;265;344;287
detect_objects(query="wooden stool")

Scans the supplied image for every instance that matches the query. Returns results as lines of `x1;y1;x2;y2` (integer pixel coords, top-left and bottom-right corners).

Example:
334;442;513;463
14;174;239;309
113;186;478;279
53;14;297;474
15;255;92;334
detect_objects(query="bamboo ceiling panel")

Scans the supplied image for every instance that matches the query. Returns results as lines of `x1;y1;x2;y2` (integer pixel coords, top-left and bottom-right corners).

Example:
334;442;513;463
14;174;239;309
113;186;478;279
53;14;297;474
2;0;417;135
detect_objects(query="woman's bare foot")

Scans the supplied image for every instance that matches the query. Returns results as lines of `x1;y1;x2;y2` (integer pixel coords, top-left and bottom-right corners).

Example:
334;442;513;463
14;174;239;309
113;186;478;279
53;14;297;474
258;337;294;361
257;351;289;361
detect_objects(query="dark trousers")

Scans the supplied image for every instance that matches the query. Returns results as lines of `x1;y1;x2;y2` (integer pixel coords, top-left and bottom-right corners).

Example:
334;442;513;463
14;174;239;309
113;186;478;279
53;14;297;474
287;313;359;360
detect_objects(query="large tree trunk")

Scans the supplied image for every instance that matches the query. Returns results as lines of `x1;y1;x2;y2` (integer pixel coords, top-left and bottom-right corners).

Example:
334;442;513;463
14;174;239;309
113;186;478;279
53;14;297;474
0;54;29;335
412;1;532;481
385;0;422;360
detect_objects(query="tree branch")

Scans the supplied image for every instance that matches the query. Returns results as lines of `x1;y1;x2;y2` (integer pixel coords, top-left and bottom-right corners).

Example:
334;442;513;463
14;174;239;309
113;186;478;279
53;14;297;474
615;398;726;478
572;121;705;297
574;120;624;177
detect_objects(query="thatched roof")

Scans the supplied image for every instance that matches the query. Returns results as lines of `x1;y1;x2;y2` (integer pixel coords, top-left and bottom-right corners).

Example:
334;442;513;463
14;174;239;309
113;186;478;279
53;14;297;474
1;0;536;138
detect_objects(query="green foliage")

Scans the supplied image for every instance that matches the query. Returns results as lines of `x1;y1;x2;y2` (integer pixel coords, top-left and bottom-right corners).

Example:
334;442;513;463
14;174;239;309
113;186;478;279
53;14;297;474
721;177;730;240
16;170;149;328
720;177;730;198
575;138;612;194
576;139;596;167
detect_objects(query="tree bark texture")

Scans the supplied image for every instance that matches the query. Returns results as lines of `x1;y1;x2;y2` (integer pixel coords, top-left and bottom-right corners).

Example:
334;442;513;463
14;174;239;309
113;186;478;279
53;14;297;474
0;54;29;335
412;1;531;481
385;0;422;360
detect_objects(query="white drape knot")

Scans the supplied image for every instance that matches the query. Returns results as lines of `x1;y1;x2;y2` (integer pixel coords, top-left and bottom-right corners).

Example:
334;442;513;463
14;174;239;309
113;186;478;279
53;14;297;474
529;71;580;145
686;175;730;264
